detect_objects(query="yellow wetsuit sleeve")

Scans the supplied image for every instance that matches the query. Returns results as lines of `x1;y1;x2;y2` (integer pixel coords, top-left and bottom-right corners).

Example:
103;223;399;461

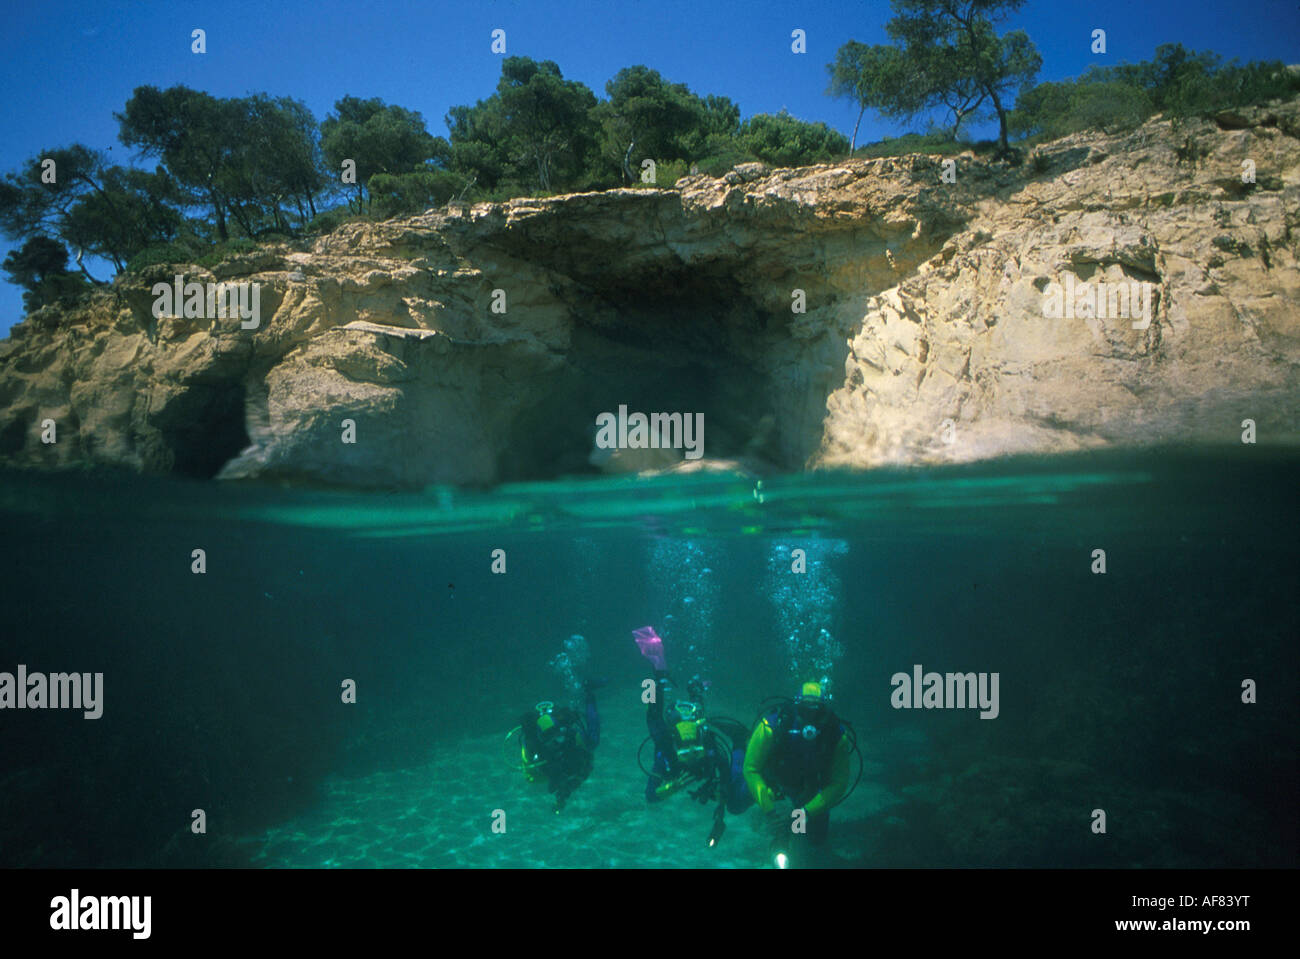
743;719;776;811
804;736;853;816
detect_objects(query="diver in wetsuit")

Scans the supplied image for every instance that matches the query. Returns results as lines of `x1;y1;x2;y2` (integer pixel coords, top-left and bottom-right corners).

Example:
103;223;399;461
644;670;754;845
744;681;853;864
516;683;601;813
634;626;753;845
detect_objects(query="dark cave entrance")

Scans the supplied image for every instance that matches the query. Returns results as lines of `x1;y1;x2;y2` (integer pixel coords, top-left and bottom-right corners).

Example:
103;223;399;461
496;264;791;482
155;382;251;479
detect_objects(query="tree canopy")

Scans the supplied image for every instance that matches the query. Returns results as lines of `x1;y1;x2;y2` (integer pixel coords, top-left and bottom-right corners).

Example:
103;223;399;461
117;86;329;239
321;96;449;210
594;66;741;181
1011;44;1300;138
738;111;849;166
2;236;90;311
4;42;1296;317
885;0;1041;154
447;57;599;193
0;144;181;278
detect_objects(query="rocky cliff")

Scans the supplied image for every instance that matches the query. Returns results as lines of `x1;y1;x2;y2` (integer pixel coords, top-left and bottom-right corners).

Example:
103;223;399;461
2;100;1297;487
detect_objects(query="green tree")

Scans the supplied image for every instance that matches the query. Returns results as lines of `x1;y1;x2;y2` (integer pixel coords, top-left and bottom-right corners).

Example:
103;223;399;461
116;86;241;241
367;169;465;217
1138;44;1224;112
594;66;742;182
449;58;598;193
321;97;448;211
445;102;509;192
498;57;598;192
1121;44;1298;117
119;86;330;238
0;145;183;278
239;95;331;228
1009;44;1298;140
62;165;185;270
885;0;1041;155
699;95;742;140
738;111;849;166
2;236;91;312
827;41;922;151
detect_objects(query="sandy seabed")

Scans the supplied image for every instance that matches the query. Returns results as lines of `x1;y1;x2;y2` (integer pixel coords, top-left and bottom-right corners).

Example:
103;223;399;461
236;711;894;869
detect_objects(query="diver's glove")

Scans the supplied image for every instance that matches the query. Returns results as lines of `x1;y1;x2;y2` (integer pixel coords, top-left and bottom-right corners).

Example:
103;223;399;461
754;781;777;814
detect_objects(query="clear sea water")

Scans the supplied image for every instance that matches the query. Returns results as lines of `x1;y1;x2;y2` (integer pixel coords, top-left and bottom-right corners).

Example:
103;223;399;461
1;448;1295;868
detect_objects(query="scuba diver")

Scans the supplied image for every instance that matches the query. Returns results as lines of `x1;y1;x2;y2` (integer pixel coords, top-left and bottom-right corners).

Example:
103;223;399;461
744;681;859;867
507;681;601;813
633;626;753;846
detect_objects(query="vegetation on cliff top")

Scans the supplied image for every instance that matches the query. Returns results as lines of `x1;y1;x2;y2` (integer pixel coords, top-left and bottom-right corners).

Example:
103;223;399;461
1;0;1296;314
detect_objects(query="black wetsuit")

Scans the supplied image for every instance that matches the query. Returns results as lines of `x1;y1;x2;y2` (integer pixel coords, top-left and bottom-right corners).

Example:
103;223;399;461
645;671;751;815
520;690;600;808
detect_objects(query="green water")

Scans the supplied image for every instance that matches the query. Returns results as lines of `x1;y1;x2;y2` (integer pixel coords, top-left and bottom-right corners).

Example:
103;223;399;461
1;448;1295;868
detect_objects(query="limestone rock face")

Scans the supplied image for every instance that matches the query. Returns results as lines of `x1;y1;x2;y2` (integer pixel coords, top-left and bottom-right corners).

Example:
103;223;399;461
1;101;1297;487
818;104;1300;468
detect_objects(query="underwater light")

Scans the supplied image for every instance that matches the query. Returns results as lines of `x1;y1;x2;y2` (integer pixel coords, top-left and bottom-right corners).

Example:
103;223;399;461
774;852;789;869
707;815;726;847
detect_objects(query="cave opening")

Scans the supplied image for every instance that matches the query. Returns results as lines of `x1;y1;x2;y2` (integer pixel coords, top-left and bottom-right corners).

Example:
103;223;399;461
497;263;790;482
156;382;251;479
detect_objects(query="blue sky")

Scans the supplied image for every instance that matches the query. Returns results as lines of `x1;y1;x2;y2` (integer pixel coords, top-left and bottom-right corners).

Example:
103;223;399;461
2;0;1297;335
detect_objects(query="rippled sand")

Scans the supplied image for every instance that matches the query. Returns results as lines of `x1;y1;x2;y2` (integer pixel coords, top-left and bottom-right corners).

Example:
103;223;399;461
236;708;891;869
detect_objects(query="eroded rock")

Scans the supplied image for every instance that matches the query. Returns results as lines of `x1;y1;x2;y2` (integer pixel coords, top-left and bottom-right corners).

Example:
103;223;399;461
1;100;1297;486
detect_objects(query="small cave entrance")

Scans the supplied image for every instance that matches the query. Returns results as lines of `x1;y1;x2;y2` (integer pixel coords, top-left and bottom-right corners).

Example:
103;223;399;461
154;382;251;479
497;265;792;482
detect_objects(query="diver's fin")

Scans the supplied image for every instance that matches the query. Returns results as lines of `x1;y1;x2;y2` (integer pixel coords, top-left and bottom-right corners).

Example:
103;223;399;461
633;626;668;671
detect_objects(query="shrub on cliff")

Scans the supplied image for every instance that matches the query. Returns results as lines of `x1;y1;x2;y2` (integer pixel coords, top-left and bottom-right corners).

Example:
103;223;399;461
738;111;849;167
367;169;465;217
855;131;990;159
1010;80;1154;139
195;238;259;268
124;237;260;273
2;236;92;312
304;208;364;237
124;242;199;273
1162;57;1300;117
644;159;689;188
1010;45;1300;139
